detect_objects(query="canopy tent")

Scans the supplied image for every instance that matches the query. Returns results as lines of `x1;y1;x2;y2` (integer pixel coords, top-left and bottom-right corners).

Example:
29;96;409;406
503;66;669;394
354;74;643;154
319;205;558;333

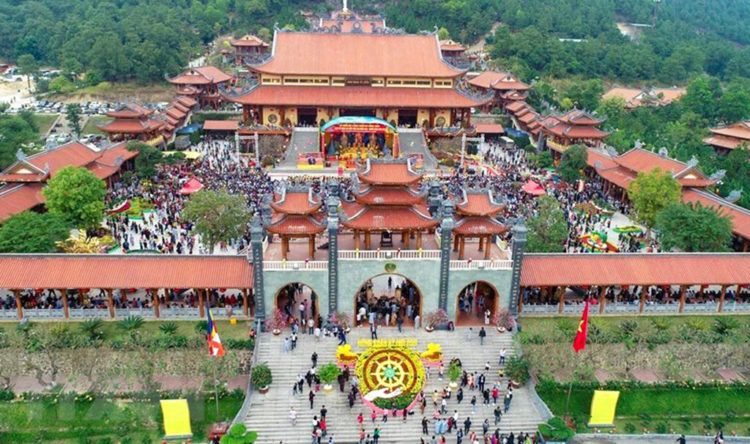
321;116;400;160
179;178;204;195
522;180;546;196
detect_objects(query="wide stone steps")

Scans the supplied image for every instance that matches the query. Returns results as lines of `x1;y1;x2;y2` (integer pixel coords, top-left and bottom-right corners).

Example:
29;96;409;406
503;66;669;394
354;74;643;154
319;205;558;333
244;327;543;443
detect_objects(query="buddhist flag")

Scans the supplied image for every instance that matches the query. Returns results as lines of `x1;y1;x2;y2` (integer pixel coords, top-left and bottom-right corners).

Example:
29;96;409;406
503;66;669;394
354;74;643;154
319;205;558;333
206;306;225;357
573;301;589;353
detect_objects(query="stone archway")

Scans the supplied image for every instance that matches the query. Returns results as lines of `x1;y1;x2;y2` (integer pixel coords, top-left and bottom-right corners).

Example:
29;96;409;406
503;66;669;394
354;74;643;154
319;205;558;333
455;281;499;326
275;282;319;326
353;273;422;327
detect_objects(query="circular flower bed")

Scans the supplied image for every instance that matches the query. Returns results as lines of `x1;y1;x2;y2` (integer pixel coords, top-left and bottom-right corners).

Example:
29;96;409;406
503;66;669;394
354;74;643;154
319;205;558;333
355;345;426;413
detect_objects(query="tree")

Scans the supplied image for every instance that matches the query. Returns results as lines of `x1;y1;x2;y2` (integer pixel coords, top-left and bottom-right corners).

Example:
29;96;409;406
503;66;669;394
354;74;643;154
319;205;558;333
437;27;450;41
65;104;82;138
182;190;250;253
0;112;39;169
558;144;588;182
16;54;38;90
0;211;70;253
655;202;733;252
627;168;681;229
682;75;722;121
718;82;750;123
526;196;568;253
126;141;162;178
42;166;106;231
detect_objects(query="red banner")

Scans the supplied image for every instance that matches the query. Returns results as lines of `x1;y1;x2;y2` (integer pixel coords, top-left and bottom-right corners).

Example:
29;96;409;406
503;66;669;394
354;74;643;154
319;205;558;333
573;301;589;353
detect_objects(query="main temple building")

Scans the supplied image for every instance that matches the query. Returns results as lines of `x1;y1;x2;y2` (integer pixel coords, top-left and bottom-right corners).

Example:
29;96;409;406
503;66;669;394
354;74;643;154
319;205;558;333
223;10;490;129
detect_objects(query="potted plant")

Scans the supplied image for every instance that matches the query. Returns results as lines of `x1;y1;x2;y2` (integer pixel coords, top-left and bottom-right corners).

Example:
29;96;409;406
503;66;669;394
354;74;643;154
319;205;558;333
538;417;575;443
447;361;461;389
424;309;449;332
492;308;516;333
317;362;341;393
264;309;288;335
251;362;272;394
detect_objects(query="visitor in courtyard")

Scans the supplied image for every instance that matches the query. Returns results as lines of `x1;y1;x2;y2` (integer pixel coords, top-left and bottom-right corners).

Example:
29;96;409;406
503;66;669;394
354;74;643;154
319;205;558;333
479;327;487;345
289;406;297;425
309;390;315;409
463;417;472;434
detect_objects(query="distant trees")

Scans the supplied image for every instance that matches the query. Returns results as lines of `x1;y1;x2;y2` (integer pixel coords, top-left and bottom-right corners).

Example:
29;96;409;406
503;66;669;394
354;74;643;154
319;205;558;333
65;104;82;138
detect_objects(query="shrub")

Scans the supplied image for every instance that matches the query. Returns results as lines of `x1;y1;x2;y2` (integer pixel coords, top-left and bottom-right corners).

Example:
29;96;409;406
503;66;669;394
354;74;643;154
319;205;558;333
220;423;258;444
505;356;530;385
713;317;740;336
118;316;144;332
624;423;637;434
318;362;341;385
655;422;669;434
447;361;462;382
194;320;209;335
225;338;254;349
538;417;575;441
0;389;14;401
159;322;178;336
492;308;516;330
373;393;413;410
619;319;639;339
650;318;671;332
265;309;288;331
251;363;272;389
518;332;546;345
425;309;450;328
80;318;105;341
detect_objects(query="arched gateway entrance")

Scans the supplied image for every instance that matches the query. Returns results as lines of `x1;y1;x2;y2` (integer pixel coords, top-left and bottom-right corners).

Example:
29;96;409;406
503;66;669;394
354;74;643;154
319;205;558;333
456;281;499;326
275;283;319;325
354;274;421;327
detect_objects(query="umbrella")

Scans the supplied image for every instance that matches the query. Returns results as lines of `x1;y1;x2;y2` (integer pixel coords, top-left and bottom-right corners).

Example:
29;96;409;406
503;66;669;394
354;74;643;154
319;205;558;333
521;180;546;196
179;178;204;195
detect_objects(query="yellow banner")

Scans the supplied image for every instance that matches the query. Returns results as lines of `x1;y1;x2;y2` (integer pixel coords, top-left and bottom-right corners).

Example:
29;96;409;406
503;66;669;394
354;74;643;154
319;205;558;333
357;338;418;349
588;390;619;427
160;399;192;438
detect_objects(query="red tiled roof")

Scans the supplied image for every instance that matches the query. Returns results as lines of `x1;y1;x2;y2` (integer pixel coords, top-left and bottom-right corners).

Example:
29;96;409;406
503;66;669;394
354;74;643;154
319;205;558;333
0;254;253;289
474;123;504;134
0;184;45;221
521;253;750;287
704;135;744;150
453;216;508;235
252;32;462;78
176;96;198;108
545;123;609;139
341;204;437;231
231;34;269;47
467;71;529;91
616;148;689;176
456;192;503;217
166;108;186;120
227;85;488;108
266;214;325;235
518;112;538;125
357;161;422;186
203;120;240;131
168;66;232;85
354;186;424;206
586;149;618;170
99;119;164;134
440;39;465;51
708;123;750;140
106;104;153;119
270;191;321;215
682;189;750;240
0;172;47;183
0;142;100;183
560;110;603;126
505;101;527;114
468;71;509;89
596;166;635;190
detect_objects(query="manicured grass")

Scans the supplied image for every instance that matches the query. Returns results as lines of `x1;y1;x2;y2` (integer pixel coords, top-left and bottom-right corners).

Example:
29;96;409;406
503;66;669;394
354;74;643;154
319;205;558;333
0;394;243;443
31;113;60;137
81;115;111;135
520;314;750;331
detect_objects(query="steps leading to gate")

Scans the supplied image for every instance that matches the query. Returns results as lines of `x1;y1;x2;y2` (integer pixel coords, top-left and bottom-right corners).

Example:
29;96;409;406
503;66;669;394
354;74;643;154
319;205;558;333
243;327;544;444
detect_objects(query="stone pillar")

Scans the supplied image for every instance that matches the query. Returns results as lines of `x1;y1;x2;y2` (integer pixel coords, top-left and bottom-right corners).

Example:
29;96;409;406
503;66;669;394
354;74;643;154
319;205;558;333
308;235;315;260
106;289;115;319
152;289;160;319
250;215;266;326
718;285;727;313
598;286;607;314
198;289;205;318
13;289;22;320
678;285;687;313
484;236;491;260
326;184;341;316
242;289;249;317
438;200;455;311
60;289;70;319
508;223;527;315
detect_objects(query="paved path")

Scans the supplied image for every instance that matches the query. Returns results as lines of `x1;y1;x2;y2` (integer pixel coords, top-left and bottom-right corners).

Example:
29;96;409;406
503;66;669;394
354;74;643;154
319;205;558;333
399;129;439;170
244;327;544;443
280;128;320;168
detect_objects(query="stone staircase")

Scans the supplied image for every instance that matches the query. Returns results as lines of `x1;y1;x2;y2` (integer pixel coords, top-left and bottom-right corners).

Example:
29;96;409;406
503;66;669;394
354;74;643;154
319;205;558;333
279;128;320;168
398;129;439;170
243;327;544;443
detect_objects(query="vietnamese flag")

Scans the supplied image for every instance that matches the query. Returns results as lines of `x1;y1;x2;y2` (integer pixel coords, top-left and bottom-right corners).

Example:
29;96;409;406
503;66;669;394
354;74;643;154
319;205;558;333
573;301;589;353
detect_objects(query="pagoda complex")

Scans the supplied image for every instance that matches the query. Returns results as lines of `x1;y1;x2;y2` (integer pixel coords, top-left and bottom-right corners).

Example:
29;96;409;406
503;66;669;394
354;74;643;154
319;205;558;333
453;190;507;260
222;25;491;128
167;66;232;109
342;158;436;250
468;71;530;111
703;120;750;154
98;104;165;142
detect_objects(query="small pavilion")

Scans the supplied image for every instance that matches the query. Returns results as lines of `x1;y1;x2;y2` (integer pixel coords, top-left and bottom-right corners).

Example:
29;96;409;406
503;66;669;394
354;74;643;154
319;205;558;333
98;104;165;142
453;189;507;259
167;66;232;110
266;185;325;260
230;34;269;65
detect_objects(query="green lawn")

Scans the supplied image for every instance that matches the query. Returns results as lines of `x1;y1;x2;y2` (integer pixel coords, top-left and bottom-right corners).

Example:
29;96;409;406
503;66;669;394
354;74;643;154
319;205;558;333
537;384;750;435
0;394;244;443
31;113;60;137
81;115;111;135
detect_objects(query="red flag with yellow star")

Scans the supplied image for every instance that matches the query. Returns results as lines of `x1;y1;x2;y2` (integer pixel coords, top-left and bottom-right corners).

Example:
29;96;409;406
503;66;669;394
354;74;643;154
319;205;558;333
573;301;589;353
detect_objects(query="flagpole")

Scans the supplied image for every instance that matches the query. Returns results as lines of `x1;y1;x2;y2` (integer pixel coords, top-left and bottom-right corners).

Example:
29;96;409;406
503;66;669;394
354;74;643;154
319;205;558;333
213;358;220;418
564;354;577;419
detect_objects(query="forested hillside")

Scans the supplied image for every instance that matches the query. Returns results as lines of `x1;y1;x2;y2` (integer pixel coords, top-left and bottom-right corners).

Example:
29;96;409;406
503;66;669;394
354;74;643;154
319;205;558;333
2;0;750;84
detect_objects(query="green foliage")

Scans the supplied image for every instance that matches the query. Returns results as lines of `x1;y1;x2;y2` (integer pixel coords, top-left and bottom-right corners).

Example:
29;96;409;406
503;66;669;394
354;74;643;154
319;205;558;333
627;169;681;228
713;317;740;336
655;202;733;252
0;211;70;253
49;76;76;94
373;393;414;410
526;195;568;253
528;151;553;169
250;362;272;389
317;362;341;385
158;322;178;336
0;111;41;170
43;166;106;231
447;361;462;382
505;356;530;385
118;316;144;332
65;103;82;138
558;144;588;182
538;417;575;441
126;142;163;178
79;319;105;341
183;190;251;254
220;424;258;444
